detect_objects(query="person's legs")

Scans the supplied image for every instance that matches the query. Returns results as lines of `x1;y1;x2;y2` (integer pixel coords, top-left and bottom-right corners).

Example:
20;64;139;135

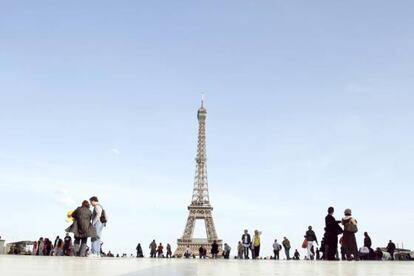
307;241;314;260
91;221;104;256
243;245;249;259
80;238;87;257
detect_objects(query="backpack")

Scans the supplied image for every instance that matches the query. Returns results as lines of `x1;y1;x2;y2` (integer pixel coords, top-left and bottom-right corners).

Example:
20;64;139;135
100;209;108;224
344;219;358;233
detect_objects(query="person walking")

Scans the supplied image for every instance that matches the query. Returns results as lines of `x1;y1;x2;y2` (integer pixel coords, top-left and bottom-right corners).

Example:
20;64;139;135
341;209;359;261
273;239;281;260
241;229;251;259
149;240;157;258
305;226;319;260
166;243;172;258
282;237;291;260
66;200;97;257
237;241;244;259
387;240;396;260
211;240;219;259
136;243;143;258
253;230;261;259
89;196;106;257
325;207;343;260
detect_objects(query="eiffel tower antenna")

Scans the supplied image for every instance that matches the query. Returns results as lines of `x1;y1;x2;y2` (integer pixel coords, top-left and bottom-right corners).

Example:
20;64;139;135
175;99;222;257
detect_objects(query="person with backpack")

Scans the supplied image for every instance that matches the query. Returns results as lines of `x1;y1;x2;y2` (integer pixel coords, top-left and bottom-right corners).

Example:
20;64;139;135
89;196;106;258
341;208;359;260
272;239;282;260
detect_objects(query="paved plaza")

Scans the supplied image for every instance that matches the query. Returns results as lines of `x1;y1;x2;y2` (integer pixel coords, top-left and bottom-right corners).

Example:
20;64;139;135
0;256;413;276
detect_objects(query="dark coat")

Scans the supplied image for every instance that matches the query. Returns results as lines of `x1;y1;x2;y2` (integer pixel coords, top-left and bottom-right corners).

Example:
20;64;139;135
211;243;219;254
364;236;372;248
66;206;97;239
325;214;343;235
241;234;251;245
306;230;318;243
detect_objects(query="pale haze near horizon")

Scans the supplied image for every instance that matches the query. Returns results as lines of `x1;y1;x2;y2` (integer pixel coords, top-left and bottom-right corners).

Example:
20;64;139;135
1;1;414;256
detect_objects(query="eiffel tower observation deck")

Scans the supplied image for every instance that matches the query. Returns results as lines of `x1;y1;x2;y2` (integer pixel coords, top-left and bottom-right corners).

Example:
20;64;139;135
175;98;222;257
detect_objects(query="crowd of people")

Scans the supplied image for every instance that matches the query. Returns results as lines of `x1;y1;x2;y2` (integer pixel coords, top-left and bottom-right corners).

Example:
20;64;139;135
135;207;404;261
6;205;407;260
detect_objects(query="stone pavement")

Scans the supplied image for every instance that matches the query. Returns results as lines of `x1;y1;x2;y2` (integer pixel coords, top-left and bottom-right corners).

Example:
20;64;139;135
0;256;413;276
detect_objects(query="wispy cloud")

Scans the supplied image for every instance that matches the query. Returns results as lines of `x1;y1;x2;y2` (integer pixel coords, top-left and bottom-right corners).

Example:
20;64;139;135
108;148;121;155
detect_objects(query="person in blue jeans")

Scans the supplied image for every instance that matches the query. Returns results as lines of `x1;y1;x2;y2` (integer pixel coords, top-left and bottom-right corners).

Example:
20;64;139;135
89;196;105;257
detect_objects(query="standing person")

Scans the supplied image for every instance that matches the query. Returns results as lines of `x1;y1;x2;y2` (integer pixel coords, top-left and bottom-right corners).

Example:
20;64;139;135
325;207;343;260
253;230;261;259
37;238;44;256
166;243;172;258
184;245;192;258
136;243;143;258
211;240;219;259
54;238;64;256
341;209;359;261
66;200;97;257
32;241;38;256
273;239;281;260
223;243;231;259
54;236;60;248
149;240;157;258
90;196;106;258
157;243;164;258
282;237;291;260
241;229;251;259
305;226;319;260
199;245;206;259
237;241;244;259
387;240;396;260
364;232;372;249
63;234;72;256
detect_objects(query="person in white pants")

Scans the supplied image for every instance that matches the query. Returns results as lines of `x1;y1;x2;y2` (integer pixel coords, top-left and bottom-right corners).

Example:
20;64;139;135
305;226;319;260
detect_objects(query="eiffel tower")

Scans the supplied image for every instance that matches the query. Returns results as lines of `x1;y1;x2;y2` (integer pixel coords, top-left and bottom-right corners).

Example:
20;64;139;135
175;98;222;257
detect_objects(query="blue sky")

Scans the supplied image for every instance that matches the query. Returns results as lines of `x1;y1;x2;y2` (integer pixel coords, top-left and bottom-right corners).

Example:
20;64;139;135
1;1;414;255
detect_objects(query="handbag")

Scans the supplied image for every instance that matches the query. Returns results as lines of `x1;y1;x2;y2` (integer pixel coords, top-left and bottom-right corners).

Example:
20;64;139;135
302;239;308;249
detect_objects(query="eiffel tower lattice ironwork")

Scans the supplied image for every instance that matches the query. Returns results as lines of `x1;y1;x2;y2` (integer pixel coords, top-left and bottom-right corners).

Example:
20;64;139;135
175;98;222;257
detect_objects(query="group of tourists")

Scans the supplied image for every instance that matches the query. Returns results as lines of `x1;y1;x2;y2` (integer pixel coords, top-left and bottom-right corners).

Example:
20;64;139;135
31;234;74;256
146;240;173;258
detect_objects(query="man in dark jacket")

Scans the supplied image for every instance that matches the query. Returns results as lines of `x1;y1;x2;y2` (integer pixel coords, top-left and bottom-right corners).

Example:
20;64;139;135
387;240;396;260
325;207;343;260
241;229;251;259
